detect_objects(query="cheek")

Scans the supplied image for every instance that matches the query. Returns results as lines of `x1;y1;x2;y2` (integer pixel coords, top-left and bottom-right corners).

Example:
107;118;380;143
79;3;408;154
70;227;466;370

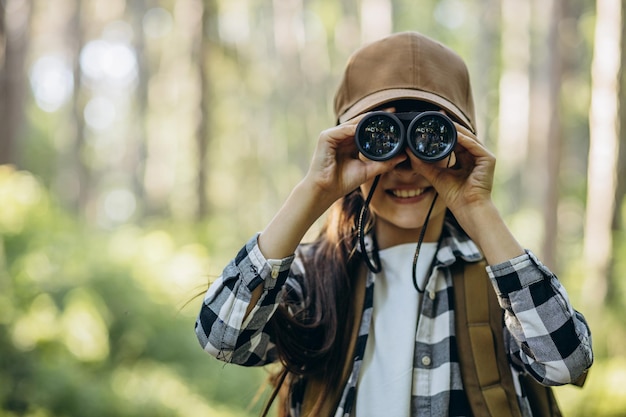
362;186;390;218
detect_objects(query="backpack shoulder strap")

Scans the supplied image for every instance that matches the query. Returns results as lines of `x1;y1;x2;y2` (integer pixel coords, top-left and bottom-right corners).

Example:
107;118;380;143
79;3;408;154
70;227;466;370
452;260;523;417
452;259;564;417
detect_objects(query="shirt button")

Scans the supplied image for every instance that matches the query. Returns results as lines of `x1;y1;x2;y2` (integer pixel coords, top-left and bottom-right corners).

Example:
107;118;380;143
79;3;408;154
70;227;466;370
429;290;436;300
269;262;281;279
421;355;432;366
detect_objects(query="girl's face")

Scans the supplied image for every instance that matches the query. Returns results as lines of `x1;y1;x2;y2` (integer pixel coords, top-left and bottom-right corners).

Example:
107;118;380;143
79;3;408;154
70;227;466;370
359;100;453;249
360;154;448;249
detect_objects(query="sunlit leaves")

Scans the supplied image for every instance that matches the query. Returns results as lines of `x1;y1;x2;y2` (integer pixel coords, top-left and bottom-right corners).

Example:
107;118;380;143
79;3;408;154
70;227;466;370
0;168;266;416
0;166;45;234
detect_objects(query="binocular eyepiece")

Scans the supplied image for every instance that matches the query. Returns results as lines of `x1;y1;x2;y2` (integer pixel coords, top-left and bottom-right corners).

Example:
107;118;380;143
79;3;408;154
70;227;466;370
355;111;457;162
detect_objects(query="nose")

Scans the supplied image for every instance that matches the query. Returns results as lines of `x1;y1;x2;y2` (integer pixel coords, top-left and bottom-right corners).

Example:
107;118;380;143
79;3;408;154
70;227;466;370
394;149;419;172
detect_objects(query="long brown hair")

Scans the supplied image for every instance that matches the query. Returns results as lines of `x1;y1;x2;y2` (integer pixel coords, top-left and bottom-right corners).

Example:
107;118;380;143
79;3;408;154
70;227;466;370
265;189;370;415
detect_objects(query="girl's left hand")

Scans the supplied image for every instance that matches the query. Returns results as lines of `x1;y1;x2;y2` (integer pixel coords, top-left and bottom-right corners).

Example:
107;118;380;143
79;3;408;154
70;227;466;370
413;123;526;264
410;123;496;217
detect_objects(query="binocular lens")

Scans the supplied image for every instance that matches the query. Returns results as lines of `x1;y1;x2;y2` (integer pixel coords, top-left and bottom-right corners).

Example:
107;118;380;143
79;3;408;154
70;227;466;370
356;111;456;162
355;114;404;161
407;114;456;162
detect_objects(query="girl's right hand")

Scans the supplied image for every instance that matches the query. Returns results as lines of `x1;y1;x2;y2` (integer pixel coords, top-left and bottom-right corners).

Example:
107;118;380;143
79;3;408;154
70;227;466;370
257;114;404;261
304;116;406;205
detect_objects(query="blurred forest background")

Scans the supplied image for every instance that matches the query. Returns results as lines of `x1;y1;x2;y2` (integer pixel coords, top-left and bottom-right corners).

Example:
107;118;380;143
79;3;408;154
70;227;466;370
0;0;625;416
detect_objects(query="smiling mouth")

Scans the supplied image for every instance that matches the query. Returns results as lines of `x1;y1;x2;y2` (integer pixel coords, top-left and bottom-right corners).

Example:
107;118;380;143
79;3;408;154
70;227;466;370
389;188;431;198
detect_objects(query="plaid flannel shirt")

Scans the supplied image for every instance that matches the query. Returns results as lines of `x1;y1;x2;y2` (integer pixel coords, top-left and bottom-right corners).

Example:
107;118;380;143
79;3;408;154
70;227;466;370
195;218;593;416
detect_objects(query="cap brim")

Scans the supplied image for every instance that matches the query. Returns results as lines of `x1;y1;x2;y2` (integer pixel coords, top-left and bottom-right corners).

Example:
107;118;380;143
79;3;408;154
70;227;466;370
338;88;475;133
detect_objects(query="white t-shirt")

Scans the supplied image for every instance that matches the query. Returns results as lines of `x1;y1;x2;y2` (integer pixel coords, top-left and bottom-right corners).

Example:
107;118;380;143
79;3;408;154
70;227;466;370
354;242;438;417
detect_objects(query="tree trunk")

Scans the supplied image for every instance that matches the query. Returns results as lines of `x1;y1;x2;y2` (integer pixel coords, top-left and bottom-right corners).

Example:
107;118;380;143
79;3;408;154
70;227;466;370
540;0;563;271
474;0;499;145
194;0;213;220
497;0;530;215
129;0;149;216
615;2;626;233
0;6;5;160
582;0;622;306
360;0;392;43
69;0;89;214
0;0;32;166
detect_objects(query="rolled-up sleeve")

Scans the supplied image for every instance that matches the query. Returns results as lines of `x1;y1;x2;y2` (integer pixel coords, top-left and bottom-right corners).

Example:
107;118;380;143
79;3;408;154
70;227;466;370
487;250;593;385
195;234;295;366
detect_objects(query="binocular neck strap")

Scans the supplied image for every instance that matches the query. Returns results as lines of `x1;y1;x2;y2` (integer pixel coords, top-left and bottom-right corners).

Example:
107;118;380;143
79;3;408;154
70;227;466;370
357;174;440;287
412;193;440;293
358;175;382;273
412;151;453;291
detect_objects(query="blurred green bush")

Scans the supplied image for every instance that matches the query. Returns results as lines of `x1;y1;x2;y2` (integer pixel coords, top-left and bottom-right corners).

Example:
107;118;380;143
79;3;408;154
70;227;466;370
0;166;269;417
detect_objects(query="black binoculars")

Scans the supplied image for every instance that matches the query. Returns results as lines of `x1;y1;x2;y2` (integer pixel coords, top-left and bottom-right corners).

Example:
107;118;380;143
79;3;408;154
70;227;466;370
355;111;457;162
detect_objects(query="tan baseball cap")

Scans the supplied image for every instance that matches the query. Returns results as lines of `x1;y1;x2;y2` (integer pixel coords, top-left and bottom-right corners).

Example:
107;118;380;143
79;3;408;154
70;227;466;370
333;32;476;133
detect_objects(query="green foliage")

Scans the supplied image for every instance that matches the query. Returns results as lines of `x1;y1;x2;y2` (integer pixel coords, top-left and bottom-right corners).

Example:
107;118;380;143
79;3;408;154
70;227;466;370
0;166;268;417
555;357;626;417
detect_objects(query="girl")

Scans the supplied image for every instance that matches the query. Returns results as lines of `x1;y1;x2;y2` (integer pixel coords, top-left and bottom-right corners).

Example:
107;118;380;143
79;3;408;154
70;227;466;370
195;32;593;417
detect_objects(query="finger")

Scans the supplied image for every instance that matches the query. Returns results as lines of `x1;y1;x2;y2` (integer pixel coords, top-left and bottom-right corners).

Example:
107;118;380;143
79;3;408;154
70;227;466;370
451;122;489;153
361;153;408;178
323;123;357;145
449;123;489;162
454;121;474;135
455;134;494;163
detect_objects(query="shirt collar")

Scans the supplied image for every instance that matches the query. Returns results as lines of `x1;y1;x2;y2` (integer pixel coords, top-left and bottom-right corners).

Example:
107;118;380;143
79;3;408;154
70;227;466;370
358;212;484;267
435;213;484;267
